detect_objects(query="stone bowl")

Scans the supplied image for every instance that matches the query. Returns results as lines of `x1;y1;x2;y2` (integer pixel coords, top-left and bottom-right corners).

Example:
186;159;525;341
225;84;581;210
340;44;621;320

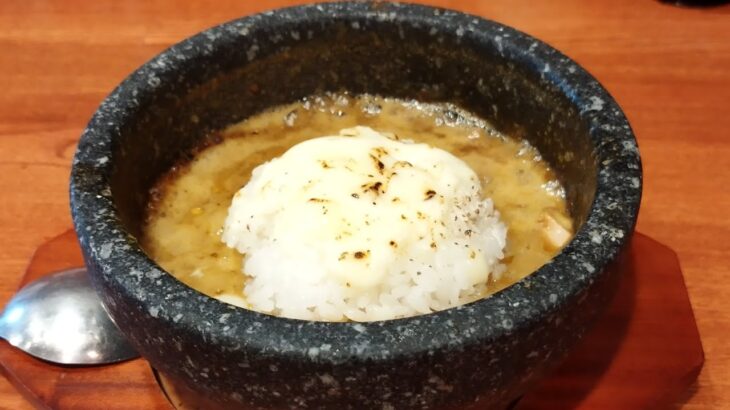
69;2;642;409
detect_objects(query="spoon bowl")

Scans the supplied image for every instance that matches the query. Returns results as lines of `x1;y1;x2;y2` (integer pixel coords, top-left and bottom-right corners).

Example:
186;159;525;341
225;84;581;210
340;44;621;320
0;268;139;365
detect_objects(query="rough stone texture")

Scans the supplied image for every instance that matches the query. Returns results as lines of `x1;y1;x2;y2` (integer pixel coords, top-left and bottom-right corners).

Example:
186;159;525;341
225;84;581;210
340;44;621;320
70;2;642;409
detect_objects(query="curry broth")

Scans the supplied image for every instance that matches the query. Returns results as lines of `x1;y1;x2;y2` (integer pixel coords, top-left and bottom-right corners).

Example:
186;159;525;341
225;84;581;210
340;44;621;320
142;94;572;303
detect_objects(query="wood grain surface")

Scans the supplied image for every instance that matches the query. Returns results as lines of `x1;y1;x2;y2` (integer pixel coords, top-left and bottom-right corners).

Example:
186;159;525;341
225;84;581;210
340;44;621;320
0;0;728;408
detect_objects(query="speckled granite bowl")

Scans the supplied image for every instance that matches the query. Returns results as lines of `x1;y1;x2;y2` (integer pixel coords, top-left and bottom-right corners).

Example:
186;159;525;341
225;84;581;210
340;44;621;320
70;2;641;409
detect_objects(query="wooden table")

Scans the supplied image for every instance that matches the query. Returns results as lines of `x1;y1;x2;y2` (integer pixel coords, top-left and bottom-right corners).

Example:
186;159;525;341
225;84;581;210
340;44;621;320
1;0;728;408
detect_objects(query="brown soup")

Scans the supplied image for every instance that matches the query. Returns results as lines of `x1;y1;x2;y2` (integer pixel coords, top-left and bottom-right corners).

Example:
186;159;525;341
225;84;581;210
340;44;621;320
142;94;573;305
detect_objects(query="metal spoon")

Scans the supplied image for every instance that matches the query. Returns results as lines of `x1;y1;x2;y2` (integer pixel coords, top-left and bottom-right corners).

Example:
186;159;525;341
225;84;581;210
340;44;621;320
0;268;138;365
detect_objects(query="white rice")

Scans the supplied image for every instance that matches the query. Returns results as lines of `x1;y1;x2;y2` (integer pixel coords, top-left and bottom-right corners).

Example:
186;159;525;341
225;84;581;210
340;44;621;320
222;126;507;322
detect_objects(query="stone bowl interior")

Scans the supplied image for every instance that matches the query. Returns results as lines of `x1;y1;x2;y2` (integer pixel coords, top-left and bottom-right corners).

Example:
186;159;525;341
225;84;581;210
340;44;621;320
112;16;599;237
70;2;641;409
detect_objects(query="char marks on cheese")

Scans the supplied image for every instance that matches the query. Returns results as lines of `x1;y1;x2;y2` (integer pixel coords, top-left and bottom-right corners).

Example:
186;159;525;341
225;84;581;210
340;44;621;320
222;126;507;321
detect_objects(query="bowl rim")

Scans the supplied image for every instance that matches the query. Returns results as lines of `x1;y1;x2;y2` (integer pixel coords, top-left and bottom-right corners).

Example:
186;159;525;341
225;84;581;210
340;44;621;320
70;1;642;363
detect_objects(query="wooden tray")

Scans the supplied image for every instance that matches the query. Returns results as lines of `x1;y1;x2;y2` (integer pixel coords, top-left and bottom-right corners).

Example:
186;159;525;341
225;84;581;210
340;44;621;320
0;230;703;409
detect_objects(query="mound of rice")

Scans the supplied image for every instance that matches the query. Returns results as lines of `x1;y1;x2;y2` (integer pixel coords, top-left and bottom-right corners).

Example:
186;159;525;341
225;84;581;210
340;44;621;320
222;126;506;322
